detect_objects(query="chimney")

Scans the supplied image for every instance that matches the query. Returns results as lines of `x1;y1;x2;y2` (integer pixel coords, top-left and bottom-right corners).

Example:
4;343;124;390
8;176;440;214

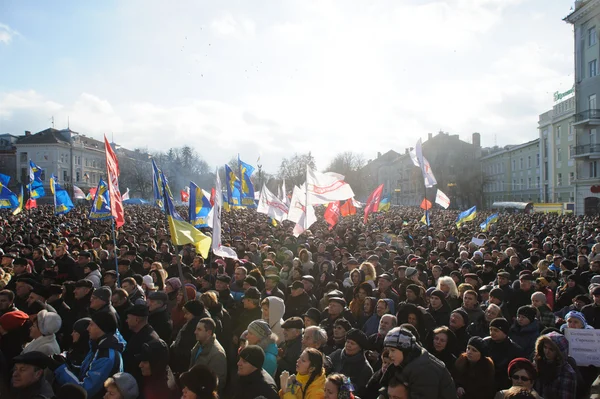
472;132;481;148
25;131;31;136
377;151;382;158
428;132;433;140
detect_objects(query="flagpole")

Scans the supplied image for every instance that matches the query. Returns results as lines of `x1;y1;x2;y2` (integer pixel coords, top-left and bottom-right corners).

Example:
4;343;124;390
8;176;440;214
111;218;120;287
177;253;188;302
305;165;309;230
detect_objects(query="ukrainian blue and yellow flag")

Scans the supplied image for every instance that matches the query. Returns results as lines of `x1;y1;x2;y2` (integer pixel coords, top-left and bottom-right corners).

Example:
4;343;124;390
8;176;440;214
152;159;164;210
378;194;391;212
0;173;10;186
12;185;23;215
29;161;42;181
189;181;212;228
238;155;256;208
456;206;477;227
480;213;499;232
225;164;242;208
89;179;113;220
161;174;211;257
0;182;19;209
420;210;430;226
27;161;45;199
50;175;74;215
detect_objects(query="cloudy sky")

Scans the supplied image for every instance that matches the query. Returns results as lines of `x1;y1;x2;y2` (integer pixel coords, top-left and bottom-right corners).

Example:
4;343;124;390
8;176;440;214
0;0;575;174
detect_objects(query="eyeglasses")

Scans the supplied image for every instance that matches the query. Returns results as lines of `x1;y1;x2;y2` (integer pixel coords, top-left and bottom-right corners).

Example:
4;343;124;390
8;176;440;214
511;375;531;382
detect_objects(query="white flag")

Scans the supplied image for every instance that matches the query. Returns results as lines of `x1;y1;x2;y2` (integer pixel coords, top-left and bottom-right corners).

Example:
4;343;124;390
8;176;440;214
121;188;130;201
435;189;450;209
212;167;237;259
281;179;289;206
410;139;437;188
287;185;317;236
73;185;86;199
306;167;354;205
257;184;289;222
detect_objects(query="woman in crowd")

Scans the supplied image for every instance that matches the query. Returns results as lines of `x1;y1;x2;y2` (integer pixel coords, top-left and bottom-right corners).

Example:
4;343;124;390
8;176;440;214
324;373;357;399
437;276;460;310
68;317;91;367
279;348;326;398
348;282;371;321
102;372;139;399
179;364;218;399
424;326;457;373
22;309;62;356
428;289;451;327
534;331;577;398
452;336;496;399
247;319;279;377
494;358;541;399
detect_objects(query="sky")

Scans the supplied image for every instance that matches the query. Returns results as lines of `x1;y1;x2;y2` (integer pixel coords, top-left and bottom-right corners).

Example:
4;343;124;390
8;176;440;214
0;0;577;174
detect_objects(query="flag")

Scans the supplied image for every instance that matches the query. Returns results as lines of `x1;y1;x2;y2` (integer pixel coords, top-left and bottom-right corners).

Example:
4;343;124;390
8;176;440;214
281;179;289;206
420;198;432;211
25;199;37;209
363;184;384;223
287;185;317;237
435;189;450;209
324;201;340;230
378;194;391;212
180;190;189;203
0;173;10;186
189;182;213;228
340;199;356;216
51;175;74;215
211;169;238;259
0;183;19;209
306;167;354;205
89;179;113;220
225;164;242;207
456;206;477;227
121;188;130;201
152;160;164;210
161;173;211;258
12;185;23;215
421;210;430;226
104;136;124;228
87;187;98;201
29;161;42;182
480;213;499;232
410;139;437;188
257;184;289;222
27;179;45;199
238;156;256;208
73;185;86;199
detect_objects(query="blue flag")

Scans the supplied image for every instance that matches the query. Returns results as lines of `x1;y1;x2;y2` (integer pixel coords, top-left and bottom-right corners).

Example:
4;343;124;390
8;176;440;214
89;179;113;220
480;213;499;232
238;156;256;208
27;179;45;199
0;173;10;186
0;182;19;209
225;164;242;207
29;161;42;182
152;159;165;210
50;175;74;215
189;182;213;228
456;206;477;227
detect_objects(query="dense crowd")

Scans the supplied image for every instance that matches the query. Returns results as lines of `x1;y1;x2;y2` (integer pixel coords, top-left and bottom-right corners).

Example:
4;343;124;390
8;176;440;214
0;204;599;399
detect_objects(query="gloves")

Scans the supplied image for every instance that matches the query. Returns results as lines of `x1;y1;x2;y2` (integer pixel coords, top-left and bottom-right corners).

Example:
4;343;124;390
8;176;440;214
46;354;67;371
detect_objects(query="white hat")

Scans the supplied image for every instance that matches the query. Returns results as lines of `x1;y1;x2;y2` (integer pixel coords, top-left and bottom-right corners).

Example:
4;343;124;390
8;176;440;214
37;309;62;335
142;275;156;290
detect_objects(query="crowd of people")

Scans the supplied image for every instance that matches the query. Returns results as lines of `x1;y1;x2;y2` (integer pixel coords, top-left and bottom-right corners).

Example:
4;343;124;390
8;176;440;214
0;203;599;399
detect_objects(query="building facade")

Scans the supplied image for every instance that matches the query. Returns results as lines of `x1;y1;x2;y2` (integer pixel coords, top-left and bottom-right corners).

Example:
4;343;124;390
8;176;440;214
0;134;18;189
566;0;600;215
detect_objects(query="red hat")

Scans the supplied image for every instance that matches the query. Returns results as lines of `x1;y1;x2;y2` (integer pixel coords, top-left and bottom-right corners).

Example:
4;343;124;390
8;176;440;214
0;310;29;332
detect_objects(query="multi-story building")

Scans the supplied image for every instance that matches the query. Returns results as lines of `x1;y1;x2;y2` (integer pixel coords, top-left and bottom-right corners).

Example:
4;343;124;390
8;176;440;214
0;133;19;189
481;139;542;208
565;0;600;215
538;91;578;204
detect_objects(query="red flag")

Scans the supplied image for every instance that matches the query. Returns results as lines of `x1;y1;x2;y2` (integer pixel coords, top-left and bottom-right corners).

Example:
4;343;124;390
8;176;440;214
180;190;189;202
324;201;340;230
364;184;384;223
25;198;37;209
88;187;97;199
420;198;432;210
340;199;356;217
210;188;216;206
104;136;125;228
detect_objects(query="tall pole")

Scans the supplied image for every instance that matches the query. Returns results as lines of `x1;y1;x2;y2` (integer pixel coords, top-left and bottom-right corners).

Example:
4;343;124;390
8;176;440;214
111;218;120;287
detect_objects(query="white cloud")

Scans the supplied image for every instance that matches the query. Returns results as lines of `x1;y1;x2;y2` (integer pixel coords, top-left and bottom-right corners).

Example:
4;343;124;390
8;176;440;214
0;23;18;45
210;13;256;38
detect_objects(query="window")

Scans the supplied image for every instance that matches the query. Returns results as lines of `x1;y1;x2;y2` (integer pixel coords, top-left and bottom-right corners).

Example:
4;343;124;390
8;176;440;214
520;158;524;169
63;170;68;182
590;60;598;78
513;179;517;189
557;147;562;162
569;145;574;159
528;156;532;168
557;173;562;186
590;94;597;110
512;159;516;170
590;26;597;47
536;153;540;166
591;161;599;178
592;128;598;145
569;172;575;184
556;125;561;140
543;139;548;157
520;179;524;190
544;162;549;179
536;176;540;188
19;152;28;162
528;177;532;189
76;172;80;182
568;122;574;139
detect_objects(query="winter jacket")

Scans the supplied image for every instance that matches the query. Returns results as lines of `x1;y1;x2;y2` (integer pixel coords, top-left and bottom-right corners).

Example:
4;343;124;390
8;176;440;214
277;335;303;375
362;313;381;337
122;323;160;386
9;377;54;399
398;347;457;399
233;306;262;339
452;353;496;399
264;342;279;377
170;315;202;373
265;297;285;343
534;332;577;399
190;335;227;392
85;269;102;288
234;368;279;399
483;336;523;391
509;320;540;358
149;305;173;344
329;349;373;397
581;302;600;329
429;301;451;327
537;304;556;329
54;334;124;399
21;334;61;356
283;291;311;320
280;372;326;399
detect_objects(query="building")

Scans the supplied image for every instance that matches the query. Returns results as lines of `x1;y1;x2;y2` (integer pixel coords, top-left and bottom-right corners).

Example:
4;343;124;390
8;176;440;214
481;139;541;208
0;134;19;188
565;0;600;215
538;92;578;204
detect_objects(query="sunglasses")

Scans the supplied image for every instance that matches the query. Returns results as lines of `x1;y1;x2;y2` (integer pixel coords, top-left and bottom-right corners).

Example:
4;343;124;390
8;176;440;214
511;375;531;382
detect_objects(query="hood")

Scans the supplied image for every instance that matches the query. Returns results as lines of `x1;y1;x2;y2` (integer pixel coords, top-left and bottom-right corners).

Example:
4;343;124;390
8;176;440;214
383;298;395;314
538;332;568;364
266;297;285;328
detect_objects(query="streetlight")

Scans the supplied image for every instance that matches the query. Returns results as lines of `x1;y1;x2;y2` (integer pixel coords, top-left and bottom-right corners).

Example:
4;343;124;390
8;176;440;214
394;188;401;205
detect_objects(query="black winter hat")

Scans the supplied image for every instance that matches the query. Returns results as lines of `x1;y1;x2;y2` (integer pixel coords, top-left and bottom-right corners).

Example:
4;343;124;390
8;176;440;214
179;364;218;396
183;300;205;317
239;345;265;369
244;287;261;300
467;336;489;357
73;317;92;334
346;328;368;349
489;287;504;301
91;311;118;334
490;317;510;336
302;308;321;324
135;339;169;373
517;305;537;323
451;308;469;326
54;383;88;399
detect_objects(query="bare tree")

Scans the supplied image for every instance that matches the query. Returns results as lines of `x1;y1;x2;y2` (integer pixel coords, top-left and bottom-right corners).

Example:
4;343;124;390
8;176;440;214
277;152;316;187
324;151;367;198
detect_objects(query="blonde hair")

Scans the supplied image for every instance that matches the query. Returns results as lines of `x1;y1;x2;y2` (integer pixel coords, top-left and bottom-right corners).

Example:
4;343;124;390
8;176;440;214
437;276;459;299
150;262;168;282
200;291;219;308
360;262;376;281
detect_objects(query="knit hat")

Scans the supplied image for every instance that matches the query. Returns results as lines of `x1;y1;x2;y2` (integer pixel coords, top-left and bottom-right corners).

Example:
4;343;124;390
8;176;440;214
112;372;139;399
244;287;261;300
302;308;321;324
92;286;112;303
37;309;62;335
334;317;352;332
451;308;469;326
346;328;368;349
405;267;418;278
183;300;205;317
384;327;417;352
0;310;28;332
54;383;88;399
429;289;446;301
142;275;155;290
179;364;218;396
248;319;272;340
517;306;537;323
239;345;265;369
244;276;258;287
73;317;92;334
166;277;182;291
406;284;421;298
490;317;510;336
489;287;504;301
467;336;488;357
565;311;588;327
508;358;537;380
91;311;118;335
135;339;170;373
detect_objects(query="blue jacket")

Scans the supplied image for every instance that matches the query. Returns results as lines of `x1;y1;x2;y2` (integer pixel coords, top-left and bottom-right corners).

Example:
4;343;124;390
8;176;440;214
263;342;278;377
55;334;124;399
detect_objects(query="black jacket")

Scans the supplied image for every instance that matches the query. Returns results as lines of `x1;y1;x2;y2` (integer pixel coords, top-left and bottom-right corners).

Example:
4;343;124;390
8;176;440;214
233;306;261;339
283;291;311;319
122;324;161;387
329;349;373;397
277;335;302;375
148;306;173;344
233;369;279;399
170;315;203;373
483;336;523;391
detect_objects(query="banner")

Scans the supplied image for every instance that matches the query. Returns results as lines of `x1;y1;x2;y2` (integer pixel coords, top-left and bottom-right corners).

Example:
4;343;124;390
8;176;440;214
257;184;289;222
89;179;113;220
189;182;213;228
306;167;354;205
565;328;600;367
104;136;124;227
73;185;86;199
364;184;384;223
410;139;437;188
324;201;340;229
435;189;450;209
211;168;238;259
